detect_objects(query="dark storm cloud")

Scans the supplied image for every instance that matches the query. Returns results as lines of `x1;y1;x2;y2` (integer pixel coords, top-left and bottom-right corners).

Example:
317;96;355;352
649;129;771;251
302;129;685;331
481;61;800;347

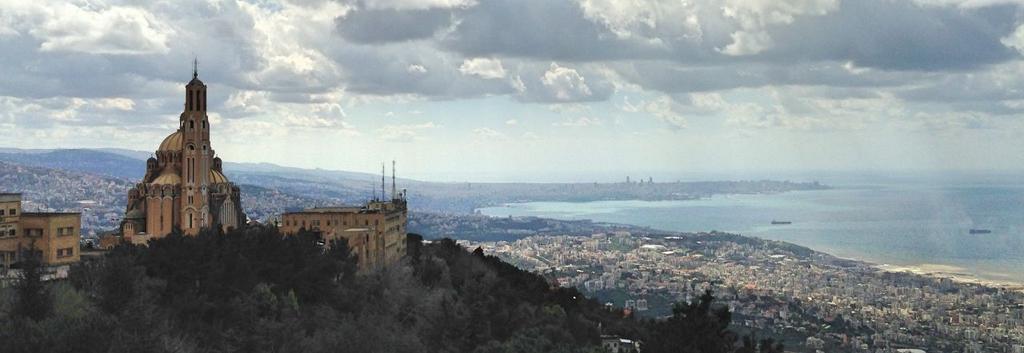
760;0;1019;71
325;43;516;99
336;8;453;43
4;0;1024;111
438;0;671;61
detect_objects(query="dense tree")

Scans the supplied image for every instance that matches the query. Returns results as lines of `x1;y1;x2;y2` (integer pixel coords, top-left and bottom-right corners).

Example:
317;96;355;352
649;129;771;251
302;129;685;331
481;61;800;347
642;290;735;353
0;226;779;353
12;246;52;321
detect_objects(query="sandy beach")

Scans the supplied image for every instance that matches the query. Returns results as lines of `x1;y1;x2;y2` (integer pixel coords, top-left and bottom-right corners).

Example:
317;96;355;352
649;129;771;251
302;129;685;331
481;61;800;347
875;263;1024;291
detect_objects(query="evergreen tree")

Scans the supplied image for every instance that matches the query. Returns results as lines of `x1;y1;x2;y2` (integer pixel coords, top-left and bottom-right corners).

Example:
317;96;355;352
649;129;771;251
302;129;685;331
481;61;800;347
642;290;735;353
12;245;52;321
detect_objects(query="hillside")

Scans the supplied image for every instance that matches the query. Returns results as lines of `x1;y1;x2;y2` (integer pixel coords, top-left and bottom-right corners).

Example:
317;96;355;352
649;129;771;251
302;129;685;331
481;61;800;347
0;227;775;353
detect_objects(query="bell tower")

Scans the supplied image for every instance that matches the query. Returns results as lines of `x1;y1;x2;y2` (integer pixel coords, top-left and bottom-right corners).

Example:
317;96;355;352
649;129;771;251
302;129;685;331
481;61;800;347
180;58;213;235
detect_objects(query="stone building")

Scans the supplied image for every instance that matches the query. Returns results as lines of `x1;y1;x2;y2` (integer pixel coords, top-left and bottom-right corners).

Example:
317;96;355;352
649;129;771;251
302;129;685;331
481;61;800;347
118;65;245;244
280;186;408;270
0;193;81;269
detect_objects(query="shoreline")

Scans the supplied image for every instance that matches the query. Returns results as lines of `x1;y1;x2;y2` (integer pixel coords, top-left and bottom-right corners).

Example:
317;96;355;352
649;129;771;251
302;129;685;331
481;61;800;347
871;262;1024;291
479;195;1024;292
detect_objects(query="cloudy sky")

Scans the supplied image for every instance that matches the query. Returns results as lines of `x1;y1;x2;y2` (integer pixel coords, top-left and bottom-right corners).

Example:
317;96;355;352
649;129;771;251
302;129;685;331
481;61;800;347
2;0;1024;181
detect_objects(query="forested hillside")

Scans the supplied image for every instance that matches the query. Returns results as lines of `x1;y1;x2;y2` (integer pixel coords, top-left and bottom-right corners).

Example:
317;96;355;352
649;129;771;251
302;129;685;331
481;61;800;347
0;226;781;353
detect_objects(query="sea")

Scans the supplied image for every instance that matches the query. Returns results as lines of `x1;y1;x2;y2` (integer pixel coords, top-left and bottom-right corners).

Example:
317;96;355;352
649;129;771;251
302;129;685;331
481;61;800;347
478;174;1024;284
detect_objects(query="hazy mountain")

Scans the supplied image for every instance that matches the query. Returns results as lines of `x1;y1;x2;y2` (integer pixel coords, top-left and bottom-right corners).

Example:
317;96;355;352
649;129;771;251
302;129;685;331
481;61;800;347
0;149;145;180
0;148;827;214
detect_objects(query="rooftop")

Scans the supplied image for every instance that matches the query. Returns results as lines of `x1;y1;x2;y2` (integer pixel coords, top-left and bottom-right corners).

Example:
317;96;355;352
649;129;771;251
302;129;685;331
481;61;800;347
283;206;364;215
0;193;23;200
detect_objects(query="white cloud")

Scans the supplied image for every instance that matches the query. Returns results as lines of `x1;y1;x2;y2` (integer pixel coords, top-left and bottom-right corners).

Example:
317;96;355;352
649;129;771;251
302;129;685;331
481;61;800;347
624;96;687;129
285;114;354;130
540;63;593;102
94;98;135;111
1001;24;1024;55
407;64;428;74
719;0;839;55
505;119;518;125
719;30;774;56
577;0;701;41
6;1;174;55
225;91;270;115
458;58;506;79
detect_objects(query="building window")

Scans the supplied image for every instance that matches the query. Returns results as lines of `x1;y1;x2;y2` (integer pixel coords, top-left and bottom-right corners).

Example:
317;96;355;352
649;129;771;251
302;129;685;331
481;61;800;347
57;227;75;236
57;247;74;258
9;209;14;216
0;209;4;215
7;230;13;237
190;120;195;129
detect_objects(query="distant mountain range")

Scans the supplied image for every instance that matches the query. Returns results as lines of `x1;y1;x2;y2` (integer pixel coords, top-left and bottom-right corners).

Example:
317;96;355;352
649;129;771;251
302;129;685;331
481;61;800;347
0;148;828;216
0;148;384;183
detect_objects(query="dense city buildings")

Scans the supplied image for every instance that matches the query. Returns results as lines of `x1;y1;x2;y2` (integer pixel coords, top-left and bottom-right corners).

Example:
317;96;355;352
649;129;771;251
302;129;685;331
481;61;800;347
280;172;408;270
467;232;1024;353
116;65;245;244
0;193;81;270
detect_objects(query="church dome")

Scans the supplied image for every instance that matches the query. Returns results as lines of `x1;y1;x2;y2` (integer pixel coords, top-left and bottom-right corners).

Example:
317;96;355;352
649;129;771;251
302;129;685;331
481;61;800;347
152;171;182;185
158;131;183;152
210;170;229;184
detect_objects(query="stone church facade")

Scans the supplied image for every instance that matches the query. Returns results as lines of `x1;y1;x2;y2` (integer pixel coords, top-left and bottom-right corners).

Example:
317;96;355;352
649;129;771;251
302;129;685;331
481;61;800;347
119;67;245;244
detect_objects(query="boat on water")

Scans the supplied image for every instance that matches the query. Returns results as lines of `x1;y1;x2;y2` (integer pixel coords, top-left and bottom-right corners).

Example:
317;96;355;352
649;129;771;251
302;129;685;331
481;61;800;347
969;229;992;234
771;220;792;225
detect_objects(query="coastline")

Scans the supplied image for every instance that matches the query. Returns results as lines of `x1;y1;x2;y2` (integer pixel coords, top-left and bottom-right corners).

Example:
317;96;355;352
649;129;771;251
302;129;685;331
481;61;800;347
873;262;1024;291
479;191;1024;292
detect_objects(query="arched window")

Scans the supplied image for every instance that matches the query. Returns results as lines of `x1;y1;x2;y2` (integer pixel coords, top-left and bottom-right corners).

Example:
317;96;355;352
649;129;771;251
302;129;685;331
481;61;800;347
190;120;194;129
203;121;207;129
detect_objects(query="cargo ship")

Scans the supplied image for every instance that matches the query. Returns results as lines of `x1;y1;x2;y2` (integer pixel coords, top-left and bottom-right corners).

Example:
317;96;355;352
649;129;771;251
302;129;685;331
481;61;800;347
969;229;992;234
771;220;792;225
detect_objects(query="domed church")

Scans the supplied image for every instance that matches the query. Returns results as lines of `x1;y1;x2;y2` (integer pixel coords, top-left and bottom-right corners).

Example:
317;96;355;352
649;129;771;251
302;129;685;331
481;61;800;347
119;63;245;243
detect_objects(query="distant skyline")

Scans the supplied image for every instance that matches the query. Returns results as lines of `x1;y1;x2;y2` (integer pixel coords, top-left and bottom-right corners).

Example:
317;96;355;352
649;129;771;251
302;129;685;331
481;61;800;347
3;0;1024;181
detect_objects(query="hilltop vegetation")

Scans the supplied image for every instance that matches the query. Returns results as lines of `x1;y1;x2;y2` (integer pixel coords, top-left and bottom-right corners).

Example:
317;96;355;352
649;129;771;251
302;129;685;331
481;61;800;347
0;226;782;353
